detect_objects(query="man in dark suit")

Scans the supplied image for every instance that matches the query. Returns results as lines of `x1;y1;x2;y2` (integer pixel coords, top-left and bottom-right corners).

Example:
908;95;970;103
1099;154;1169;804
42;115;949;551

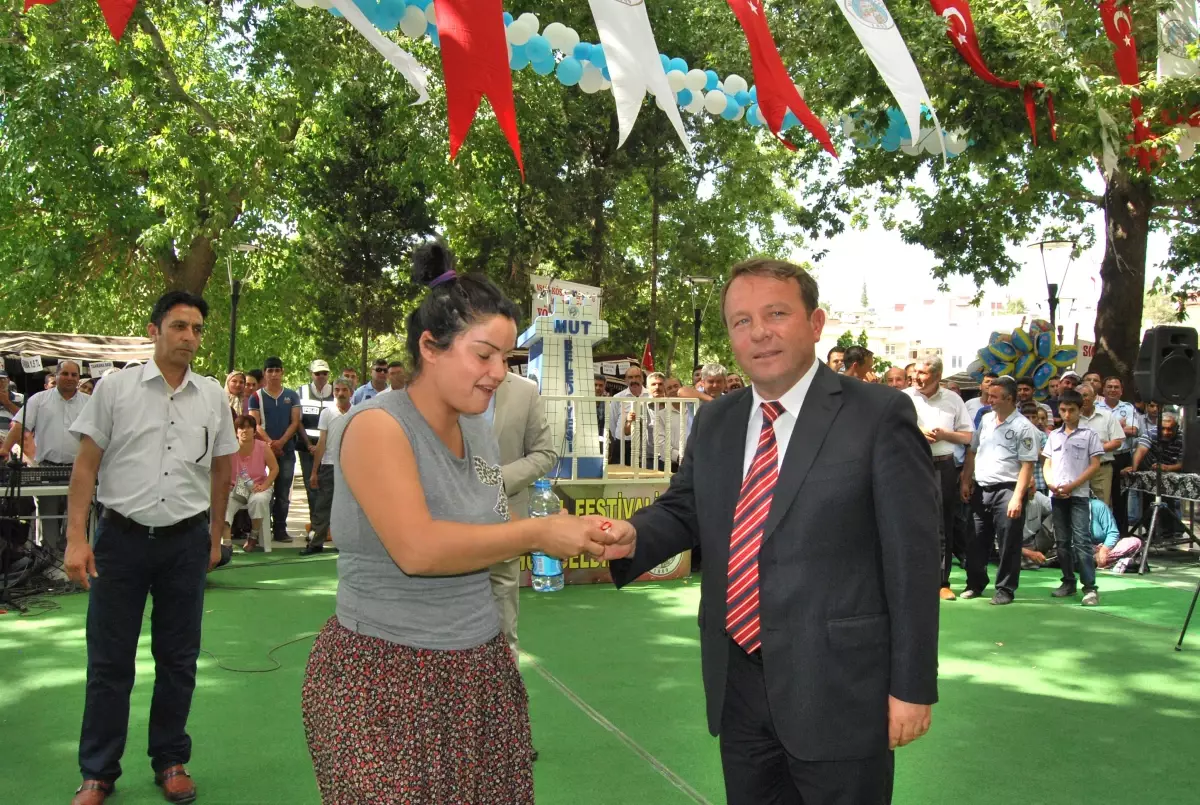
592;258;940;804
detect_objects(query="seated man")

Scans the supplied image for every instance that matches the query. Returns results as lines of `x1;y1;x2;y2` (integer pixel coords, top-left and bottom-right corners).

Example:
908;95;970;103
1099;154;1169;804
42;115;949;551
1122;412;1184;534
225;415;279;552
1088;497;1144;574
1022;487;1054;568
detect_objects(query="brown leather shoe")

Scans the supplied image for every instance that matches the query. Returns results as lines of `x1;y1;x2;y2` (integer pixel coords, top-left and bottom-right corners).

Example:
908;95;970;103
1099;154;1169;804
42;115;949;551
71;780;114;805
155;764;196;804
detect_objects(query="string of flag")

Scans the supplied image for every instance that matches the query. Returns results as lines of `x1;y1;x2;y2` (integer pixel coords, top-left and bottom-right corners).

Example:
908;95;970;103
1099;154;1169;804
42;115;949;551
20;0;1200;174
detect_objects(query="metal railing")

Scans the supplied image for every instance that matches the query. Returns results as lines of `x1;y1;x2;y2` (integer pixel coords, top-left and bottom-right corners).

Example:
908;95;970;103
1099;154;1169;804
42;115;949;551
538;394;700;484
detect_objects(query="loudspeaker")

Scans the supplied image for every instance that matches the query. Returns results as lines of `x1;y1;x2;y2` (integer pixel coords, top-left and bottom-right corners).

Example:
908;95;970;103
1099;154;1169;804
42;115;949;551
1134;326;1200;405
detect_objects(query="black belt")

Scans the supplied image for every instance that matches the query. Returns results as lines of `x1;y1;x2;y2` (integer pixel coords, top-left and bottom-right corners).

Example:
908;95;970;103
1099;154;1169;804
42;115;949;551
931;455;955;464
980;482;1017;492
102;509;207;538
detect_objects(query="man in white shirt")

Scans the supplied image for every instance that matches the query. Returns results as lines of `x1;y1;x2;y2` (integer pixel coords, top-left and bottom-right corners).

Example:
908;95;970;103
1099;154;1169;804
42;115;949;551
964;373;996;423
63;291;236;805
906;355;974;600
656;376;689;472
297;358;336;527
1;360;89;557
1097;376;1140;535
1077;383;1125;507
302;377;352;555
594;258;939;803
608;365;650;468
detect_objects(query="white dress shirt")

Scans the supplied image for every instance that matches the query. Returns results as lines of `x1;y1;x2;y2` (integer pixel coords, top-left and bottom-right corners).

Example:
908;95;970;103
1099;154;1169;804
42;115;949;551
14;388;90;464
905;386;974;458
1079;406;1125;462
742;359;820;481
70;361;238;526
608;389;650;443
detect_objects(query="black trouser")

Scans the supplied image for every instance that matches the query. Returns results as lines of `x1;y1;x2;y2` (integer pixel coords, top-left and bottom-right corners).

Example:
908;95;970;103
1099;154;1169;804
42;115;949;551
79;514;210;782
967;483;1023;595
307;464;335;548
932;457;959;588
720;640;893;805
271;449;296;540
298;446;318;518
1111;452;1132;535
607;438;652;469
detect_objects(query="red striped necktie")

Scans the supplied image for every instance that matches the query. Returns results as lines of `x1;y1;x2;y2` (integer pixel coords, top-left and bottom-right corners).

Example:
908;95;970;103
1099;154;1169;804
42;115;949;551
727;400;785;654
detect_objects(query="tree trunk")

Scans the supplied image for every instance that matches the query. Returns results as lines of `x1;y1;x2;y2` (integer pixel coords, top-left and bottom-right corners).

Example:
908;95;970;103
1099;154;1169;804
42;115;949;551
665;316;680;377
649;152;659;356
162;234;217;294
1088;172;1153;393
359;290;370;380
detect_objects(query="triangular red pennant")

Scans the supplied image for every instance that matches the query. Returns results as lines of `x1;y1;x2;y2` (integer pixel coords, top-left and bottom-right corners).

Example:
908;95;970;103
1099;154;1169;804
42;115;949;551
96;0;139;41
436;0;524;178
725;0;836;157
23;0;61;12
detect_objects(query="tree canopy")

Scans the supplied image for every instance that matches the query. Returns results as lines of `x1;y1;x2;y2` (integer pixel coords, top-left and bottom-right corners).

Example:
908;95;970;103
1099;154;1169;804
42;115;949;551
2;0;1198;389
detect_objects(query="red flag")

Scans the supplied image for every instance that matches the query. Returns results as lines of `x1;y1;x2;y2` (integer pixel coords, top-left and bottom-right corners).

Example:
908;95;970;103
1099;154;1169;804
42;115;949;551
1098;0;1159;170
930;0;1055;145
436;0;524;178
641;341;655;374
1098;0;1139;84
725;0;836;157
25;0;138;41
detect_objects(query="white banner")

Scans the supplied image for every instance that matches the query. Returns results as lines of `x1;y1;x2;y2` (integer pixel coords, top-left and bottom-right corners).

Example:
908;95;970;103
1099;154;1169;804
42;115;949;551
1159;0;1200;79
587;0;692;154
329;0;429;103
20;355;43;373
834;0;942;156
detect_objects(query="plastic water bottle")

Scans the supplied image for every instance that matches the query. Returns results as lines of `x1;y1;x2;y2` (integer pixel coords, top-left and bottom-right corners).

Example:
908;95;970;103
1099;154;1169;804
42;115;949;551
529;479;565;592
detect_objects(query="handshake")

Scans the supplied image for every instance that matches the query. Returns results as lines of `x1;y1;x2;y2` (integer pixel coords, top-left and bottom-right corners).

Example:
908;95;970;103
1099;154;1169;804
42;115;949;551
534;515;636;562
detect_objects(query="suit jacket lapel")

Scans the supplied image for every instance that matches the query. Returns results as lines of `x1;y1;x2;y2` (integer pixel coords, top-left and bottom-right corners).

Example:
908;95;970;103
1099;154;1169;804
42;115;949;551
762;363;843;542
710;391;754;571
492;374;513;436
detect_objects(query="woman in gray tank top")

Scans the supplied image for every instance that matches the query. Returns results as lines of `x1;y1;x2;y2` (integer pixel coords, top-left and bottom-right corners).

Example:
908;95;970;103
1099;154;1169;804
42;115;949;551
301;242;615;805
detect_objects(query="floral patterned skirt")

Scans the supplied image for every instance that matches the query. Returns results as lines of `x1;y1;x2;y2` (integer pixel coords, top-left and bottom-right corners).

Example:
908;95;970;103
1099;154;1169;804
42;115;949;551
301;617;534;804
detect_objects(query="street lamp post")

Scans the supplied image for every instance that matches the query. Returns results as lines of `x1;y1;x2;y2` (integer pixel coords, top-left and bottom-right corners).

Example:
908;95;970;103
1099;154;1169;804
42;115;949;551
685;276;716;375
227;244;259;373
1030;239;1076;341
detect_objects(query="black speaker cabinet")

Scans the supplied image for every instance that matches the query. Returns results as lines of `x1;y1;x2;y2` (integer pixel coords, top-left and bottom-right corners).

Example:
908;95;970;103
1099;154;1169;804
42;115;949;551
1134;326;1200;406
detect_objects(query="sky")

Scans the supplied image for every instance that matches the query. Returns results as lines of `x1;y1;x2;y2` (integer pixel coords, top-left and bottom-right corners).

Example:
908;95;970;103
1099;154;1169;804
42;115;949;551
795;198;1173;324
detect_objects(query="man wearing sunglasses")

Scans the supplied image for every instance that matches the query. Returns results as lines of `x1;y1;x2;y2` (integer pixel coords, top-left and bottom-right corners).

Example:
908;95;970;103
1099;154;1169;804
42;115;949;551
64;290;237;805
350;358;390;406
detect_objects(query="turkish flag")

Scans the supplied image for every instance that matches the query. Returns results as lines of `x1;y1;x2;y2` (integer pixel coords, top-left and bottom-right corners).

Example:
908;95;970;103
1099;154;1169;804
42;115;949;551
23;0;60;11
931;0;1017;89
641;341;655;374
931;0;1055;144
1099;0;1140;85
436;0;524;178
1098;0;1159;170
725;0;836;156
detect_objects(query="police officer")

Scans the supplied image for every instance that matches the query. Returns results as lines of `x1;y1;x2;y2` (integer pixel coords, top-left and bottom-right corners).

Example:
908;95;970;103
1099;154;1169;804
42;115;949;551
959;376;1038;606
297;359;336;525
64;291;236;805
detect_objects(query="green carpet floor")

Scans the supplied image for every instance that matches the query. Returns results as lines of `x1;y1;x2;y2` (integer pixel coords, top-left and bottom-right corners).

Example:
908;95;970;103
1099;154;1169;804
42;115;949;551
3;553;1199;805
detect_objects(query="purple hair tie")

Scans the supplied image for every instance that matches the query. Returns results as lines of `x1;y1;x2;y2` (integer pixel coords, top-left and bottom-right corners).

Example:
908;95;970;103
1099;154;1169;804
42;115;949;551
429;270;457;288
